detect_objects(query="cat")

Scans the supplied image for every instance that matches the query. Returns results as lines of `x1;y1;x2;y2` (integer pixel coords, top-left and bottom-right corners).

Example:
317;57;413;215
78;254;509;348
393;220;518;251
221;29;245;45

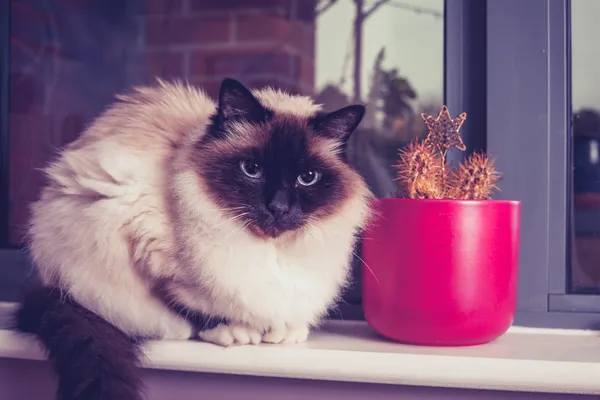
14;78;372;400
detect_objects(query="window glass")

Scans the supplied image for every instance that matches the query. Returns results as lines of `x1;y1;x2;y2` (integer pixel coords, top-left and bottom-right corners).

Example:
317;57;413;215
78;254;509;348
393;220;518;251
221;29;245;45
571;0;600;293
4;0;444;304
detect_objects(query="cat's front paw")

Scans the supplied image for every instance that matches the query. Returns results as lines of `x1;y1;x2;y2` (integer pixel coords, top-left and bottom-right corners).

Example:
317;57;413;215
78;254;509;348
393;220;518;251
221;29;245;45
160;316;194;340
198;323;262;347
263;325;309;344
163;323;194;340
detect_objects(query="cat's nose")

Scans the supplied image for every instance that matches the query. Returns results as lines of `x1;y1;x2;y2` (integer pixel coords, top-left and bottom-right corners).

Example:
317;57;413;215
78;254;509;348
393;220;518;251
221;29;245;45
268;190;291;214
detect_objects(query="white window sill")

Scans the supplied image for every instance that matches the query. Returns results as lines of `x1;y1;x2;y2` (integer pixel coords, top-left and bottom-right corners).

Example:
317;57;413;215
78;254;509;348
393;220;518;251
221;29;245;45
1;316;600;395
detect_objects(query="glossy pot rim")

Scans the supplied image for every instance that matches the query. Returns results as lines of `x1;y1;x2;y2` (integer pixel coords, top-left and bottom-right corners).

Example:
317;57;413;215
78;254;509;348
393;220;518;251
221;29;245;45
373;198;521;207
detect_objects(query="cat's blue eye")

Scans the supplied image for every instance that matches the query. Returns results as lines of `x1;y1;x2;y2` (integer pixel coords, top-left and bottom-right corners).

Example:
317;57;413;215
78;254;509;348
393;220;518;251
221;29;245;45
297;170;321;187
240;160;262;178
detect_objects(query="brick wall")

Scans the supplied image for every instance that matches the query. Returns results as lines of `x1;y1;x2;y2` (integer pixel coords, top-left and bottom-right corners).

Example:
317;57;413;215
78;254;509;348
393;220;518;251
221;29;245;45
139;0;317;97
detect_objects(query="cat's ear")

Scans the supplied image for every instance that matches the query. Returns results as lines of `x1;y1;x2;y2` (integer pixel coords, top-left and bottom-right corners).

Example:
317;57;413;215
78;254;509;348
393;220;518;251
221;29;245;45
310;105;365;143
217;78;269;123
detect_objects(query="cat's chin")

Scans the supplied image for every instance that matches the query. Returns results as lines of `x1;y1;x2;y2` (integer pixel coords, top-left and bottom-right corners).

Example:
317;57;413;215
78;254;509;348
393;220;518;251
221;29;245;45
249;224;301;241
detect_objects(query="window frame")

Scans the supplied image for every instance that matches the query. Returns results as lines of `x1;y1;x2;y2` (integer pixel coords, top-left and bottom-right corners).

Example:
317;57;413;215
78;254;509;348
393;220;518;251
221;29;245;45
487;0;600;328
0;0;31;302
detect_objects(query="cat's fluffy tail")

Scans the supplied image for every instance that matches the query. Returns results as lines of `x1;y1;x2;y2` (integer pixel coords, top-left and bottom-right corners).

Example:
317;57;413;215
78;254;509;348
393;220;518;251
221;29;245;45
13;286;144;400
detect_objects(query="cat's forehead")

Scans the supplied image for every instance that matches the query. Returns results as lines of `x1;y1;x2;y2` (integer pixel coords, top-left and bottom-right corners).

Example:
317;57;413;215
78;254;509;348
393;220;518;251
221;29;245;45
263;119;344;172
262;118;313;158
242;116;315;154
252;88;322;118
221;116;336;163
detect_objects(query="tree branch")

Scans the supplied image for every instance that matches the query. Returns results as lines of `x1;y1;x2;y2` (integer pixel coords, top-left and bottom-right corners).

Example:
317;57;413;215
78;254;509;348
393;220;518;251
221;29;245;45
316;0;338;16
364;0;390;18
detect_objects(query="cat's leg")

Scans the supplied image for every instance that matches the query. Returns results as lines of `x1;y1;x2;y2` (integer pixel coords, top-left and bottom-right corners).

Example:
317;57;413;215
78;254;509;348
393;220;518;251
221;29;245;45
263;324;309;344
198;323;263;346
68;273;193;341
161;315;194;340
102;290;194;340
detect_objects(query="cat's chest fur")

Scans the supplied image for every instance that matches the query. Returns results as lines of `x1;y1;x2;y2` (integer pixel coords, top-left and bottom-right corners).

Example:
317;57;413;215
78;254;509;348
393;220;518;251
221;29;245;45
178;221;352;330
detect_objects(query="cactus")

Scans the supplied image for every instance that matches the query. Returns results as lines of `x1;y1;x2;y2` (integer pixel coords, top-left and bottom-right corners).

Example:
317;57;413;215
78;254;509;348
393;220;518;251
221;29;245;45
394;106;502;200
394;141;443;199
448;152;501;200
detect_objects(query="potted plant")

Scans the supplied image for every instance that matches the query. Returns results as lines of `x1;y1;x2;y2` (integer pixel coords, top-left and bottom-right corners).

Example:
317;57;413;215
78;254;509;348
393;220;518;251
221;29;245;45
362;106;521;346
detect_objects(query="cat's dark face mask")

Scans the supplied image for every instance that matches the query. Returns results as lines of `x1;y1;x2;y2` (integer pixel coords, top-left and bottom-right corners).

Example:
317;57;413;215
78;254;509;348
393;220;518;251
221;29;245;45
194;78;365;239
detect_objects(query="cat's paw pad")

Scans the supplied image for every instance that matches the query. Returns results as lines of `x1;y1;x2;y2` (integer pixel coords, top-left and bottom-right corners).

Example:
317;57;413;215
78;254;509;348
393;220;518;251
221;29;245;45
263;326;309;344
198;324;262;347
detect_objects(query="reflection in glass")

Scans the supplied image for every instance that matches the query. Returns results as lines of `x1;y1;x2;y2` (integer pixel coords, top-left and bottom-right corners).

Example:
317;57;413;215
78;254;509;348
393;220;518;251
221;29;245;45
6;0;444;308
572;0;600;293
9;0;444;244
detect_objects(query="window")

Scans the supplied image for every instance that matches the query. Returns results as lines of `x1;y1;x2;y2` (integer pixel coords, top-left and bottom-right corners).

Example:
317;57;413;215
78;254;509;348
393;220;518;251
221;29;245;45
0;0;445;312
487;0;600;329
571;0;600;295
6;0;597;331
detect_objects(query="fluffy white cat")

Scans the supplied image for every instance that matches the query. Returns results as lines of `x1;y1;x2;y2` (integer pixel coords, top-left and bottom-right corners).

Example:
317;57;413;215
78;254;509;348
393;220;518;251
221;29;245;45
16;78;371;400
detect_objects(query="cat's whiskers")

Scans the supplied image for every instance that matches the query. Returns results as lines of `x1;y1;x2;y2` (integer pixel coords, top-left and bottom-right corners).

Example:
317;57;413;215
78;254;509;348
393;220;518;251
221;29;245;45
208;212;249;231
201;206;248;215
224;220;252;244
235;220;253;240
304;220;325;245
221;206;249;213
305;231;322;245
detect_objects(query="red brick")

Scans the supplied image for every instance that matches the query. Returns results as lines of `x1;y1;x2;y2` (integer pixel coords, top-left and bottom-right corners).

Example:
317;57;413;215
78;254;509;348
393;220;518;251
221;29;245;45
236;13;293;42
244;77;300;94
189;50;295;79
145;51;184;79
188;45;284;76
289;53;301;80
235;14;315;56
192;0;290;12
139;0;184;14
303;26;316;57
190;0;317;21
299;58;315;88
284;26;309;54
145;16;230;47
189;76;302;99
294;0;318;22
188;80;223;99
